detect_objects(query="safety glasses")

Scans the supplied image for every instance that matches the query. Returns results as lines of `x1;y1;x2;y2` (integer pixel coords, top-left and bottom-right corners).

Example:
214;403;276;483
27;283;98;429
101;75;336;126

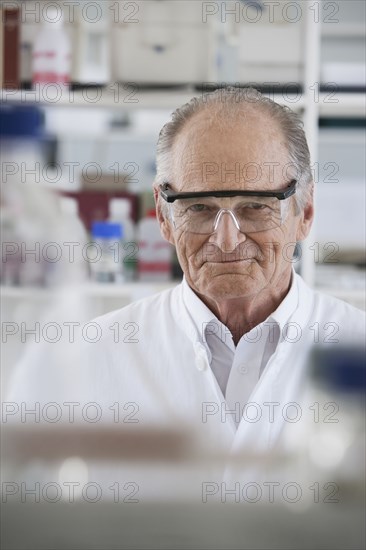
159;180;297;235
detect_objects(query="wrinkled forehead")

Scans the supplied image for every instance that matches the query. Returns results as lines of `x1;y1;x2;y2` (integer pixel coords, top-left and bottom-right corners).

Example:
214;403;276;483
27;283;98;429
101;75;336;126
171;109;291;192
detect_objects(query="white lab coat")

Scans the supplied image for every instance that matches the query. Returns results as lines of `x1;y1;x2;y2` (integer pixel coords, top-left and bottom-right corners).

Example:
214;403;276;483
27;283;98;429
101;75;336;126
6;273;365;500
72;272;364;428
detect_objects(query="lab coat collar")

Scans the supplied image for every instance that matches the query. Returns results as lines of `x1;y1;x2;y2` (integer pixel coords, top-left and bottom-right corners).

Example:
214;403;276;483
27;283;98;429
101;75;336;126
181;276;228;363
179;267;299;350
172;269;315;446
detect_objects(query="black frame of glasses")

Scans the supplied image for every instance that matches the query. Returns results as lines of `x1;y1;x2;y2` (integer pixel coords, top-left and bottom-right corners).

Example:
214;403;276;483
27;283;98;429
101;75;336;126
160;180;297;203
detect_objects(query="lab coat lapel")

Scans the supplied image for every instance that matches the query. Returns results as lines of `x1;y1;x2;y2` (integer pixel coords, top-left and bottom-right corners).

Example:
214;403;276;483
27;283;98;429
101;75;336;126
230;275;315;453
172;283;237;443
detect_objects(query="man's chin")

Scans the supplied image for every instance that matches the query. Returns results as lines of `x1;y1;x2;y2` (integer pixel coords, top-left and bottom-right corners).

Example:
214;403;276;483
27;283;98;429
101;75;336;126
203;269;259;291
203;278;258;301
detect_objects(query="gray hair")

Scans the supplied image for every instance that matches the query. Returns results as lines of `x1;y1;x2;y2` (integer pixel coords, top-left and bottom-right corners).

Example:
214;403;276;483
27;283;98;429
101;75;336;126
155;87;313;214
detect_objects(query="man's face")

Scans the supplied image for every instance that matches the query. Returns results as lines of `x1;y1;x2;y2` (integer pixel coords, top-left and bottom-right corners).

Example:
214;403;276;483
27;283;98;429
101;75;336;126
157;109;313;303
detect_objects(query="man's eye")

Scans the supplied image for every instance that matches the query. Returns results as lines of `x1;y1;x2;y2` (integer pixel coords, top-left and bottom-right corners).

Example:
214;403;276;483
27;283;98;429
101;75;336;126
188;204;208;212
246;203;268;210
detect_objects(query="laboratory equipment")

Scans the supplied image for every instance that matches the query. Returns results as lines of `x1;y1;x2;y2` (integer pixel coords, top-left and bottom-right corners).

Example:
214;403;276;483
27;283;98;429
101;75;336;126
137;209;172;281
109;198;136;281
32;5;71;89
89;221;124;283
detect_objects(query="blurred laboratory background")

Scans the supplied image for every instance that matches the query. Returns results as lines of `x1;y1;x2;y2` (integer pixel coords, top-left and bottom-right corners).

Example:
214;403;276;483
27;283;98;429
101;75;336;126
1;3;365;549
0;0;365;392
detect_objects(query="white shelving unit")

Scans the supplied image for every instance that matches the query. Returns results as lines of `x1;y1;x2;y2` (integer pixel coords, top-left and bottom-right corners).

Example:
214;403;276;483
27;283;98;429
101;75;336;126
1;1;365;308
321;23;366;38
319;92;366;117
0;88;308;111
0;282;176;300
1;89;363;115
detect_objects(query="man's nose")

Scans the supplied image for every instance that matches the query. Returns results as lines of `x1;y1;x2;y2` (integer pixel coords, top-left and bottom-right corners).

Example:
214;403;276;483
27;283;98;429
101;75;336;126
208;210;246;252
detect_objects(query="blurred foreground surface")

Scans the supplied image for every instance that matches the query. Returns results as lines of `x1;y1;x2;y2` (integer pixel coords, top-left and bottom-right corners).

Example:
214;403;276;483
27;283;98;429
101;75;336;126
2;499;365;550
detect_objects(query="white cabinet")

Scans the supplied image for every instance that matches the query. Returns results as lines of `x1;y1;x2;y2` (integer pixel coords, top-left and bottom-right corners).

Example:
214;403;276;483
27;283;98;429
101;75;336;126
237;4;304;83
320;0;366;87
110;0;215;84
316;127;365;253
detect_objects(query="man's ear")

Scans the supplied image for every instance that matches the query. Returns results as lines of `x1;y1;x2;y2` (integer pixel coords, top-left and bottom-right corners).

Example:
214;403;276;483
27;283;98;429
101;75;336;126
296;183;314;241
153;187;175;245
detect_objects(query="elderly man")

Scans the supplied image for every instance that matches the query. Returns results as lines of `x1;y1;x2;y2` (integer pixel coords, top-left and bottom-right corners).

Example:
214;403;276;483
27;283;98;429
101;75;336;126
7;88;364;494
56;87;362;434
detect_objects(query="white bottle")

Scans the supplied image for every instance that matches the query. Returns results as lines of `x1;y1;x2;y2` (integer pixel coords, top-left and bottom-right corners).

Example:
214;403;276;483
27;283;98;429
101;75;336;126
73;0;110;85
109;198;136;281
137;209;172;282
54;197;89;285
0;206;22;286
32;6;71;90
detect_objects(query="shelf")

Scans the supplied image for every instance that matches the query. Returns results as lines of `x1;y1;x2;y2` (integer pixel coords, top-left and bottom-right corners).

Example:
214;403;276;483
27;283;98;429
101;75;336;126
0;88;306;111
318;93;366;117
82;281;177;297
322;23;366;38
2;88;365;118
0;88;192;110
0;282;177;300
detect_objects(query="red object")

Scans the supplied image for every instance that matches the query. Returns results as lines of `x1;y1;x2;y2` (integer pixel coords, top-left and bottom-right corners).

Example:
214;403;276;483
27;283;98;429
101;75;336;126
138;262;171;273
2;8;20;89
60;191;139;232
33;72;70;84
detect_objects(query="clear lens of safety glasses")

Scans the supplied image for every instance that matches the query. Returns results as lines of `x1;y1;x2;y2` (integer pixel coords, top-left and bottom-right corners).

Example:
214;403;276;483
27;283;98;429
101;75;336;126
169;196;286;234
